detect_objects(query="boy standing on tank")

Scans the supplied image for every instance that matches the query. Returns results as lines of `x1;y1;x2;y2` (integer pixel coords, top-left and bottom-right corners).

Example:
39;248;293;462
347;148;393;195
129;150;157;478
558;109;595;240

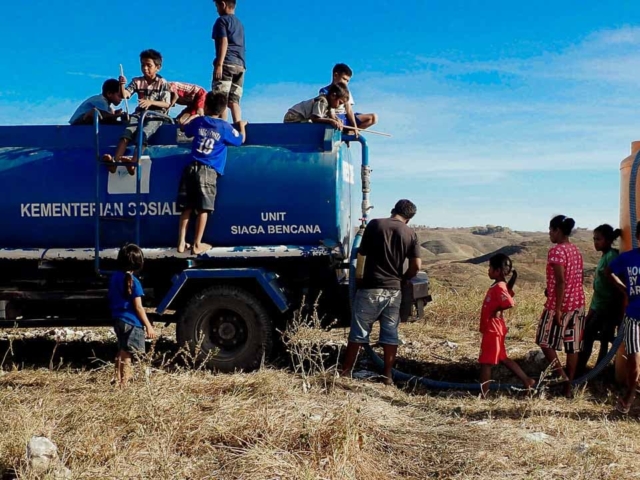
177;91;247;255
103;49;171;174
319;64;378;135
212;0;245;124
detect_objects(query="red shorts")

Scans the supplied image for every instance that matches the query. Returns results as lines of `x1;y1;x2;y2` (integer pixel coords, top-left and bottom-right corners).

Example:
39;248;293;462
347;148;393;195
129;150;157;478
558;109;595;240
178;88;207;116
479;331;507;365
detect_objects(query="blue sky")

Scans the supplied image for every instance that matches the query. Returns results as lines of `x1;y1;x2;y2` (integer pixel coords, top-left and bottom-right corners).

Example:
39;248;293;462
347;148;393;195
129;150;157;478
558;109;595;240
1;0;638;231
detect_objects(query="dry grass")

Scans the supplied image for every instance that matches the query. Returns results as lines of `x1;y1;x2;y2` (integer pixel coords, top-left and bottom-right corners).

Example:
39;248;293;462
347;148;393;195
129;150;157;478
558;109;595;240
1;284;640;479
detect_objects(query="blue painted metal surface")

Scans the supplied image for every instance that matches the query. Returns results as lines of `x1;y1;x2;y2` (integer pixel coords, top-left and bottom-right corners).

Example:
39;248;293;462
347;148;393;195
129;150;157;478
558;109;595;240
0;123;354;254
156;267;288;315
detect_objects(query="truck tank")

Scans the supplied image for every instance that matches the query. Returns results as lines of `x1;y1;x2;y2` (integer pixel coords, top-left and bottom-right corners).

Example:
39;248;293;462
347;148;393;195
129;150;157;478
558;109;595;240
0;121;432;373
0;123;354;253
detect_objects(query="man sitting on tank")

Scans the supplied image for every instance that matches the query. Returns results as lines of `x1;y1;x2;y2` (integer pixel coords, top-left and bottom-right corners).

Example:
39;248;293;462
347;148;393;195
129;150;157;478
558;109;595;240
177;91;247;255
68;79;126;125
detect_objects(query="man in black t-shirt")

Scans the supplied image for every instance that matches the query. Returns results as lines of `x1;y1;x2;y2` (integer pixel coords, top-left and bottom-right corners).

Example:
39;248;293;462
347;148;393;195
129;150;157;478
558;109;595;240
341;199;422;385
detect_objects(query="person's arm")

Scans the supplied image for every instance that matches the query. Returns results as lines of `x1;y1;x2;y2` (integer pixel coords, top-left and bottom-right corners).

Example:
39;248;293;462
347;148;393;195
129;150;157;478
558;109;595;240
195;89;206;117
215;37;229;80
311;116;342;129
120;76;133;100
345;102;358;137
138;89;171;111
213;19;229;81
311;98;342;129
182;119;197;137
133;296;156;339
606;266;628;297
405;257;421;281
507;269;518;293
552;264;566;325
403;232;422;282
236;121;247;144
81;108;122;123
169;91;179;109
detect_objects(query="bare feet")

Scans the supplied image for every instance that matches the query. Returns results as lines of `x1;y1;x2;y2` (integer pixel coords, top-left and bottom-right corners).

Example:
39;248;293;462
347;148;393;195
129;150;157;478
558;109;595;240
524;378;537;390
102;154;117;174
192;243;213;255
120;156;136;176
177;242;191;254
382;376;394;386
563;381;574;399
616;397;632;414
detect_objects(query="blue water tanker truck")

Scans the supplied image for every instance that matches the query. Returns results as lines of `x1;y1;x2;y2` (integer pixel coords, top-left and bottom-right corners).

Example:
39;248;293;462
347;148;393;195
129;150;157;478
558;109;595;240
0;114;430;371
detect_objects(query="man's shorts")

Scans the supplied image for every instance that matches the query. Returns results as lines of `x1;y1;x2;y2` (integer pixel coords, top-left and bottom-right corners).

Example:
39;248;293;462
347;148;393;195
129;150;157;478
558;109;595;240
536;308;586;354
349;288;401;346
114;319;145;353
478;331;508;365
283;110;309;123
177;162;218;212
212;63;245;104
336;113;363;127
624;316;640;354
120;114;164;146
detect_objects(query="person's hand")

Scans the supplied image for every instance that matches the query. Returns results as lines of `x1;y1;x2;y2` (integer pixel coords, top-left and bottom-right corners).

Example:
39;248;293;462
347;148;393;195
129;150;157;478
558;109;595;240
145;325;156;340
332;119;343;131
214;64;223;81
584;310;594;325
138;99;152;110
507;269;518;290
237;120;248;129
196;108;204;117
554;310;563;327
119;75;127;85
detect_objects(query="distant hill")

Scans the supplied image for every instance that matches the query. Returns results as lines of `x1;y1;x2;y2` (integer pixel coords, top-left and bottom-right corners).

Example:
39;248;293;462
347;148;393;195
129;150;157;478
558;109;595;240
416;226;599;288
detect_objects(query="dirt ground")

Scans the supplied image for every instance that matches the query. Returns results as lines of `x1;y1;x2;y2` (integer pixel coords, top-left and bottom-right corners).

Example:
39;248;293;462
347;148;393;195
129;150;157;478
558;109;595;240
1;284;639;479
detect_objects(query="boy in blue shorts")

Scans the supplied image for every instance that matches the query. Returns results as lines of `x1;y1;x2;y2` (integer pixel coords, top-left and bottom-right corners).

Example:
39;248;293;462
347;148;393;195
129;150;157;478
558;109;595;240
103;49;171;175
177;91;247;255
319;63;378;135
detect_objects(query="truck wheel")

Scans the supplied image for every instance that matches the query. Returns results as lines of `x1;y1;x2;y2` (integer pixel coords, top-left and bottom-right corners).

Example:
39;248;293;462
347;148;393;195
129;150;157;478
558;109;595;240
176;285;273;372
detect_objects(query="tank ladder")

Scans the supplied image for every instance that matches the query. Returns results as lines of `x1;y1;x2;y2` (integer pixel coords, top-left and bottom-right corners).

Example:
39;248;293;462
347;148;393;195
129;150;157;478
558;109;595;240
93;109;174;275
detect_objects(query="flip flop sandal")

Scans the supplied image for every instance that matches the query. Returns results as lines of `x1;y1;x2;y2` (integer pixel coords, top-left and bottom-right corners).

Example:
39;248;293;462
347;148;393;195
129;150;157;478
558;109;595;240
616;399;631;415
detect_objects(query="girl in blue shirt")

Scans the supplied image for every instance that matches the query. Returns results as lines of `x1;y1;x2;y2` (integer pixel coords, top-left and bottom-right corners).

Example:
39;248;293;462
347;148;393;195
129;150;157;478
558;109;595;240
109;244;156;387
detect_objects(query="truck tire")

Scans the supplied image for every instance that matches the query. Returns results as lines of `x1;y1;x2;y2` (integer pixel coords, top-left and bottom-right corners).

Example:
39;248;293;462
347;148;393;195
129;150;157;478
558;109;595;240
176;285;273;372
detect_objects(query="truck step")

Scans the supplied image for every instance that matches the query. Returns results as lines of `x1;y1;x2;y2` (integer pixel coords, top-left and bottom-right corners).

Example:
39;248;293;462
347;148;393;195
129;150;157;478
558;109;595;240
98;216;135;223
0;289;109;301
0;317;114;328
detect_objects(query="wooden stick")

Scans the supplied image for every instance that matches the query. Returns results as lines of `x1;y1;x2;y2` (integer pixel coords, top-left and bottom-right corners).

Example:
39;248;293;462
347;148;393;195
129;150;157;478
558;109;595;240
342;125;392;137
119;64;130;115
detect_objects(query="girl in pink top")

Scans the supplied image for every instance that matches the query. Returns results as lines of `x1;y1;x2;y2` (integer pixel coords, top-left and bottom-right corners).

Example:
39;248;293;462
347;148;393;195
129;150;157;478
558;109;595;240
535;215;586;397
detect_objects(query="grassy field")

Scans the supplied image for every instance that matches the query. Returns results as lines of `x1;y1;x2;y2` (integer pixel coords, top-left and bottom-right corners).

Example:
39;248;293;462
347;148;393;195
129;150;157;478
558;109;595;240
1;283;639;479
